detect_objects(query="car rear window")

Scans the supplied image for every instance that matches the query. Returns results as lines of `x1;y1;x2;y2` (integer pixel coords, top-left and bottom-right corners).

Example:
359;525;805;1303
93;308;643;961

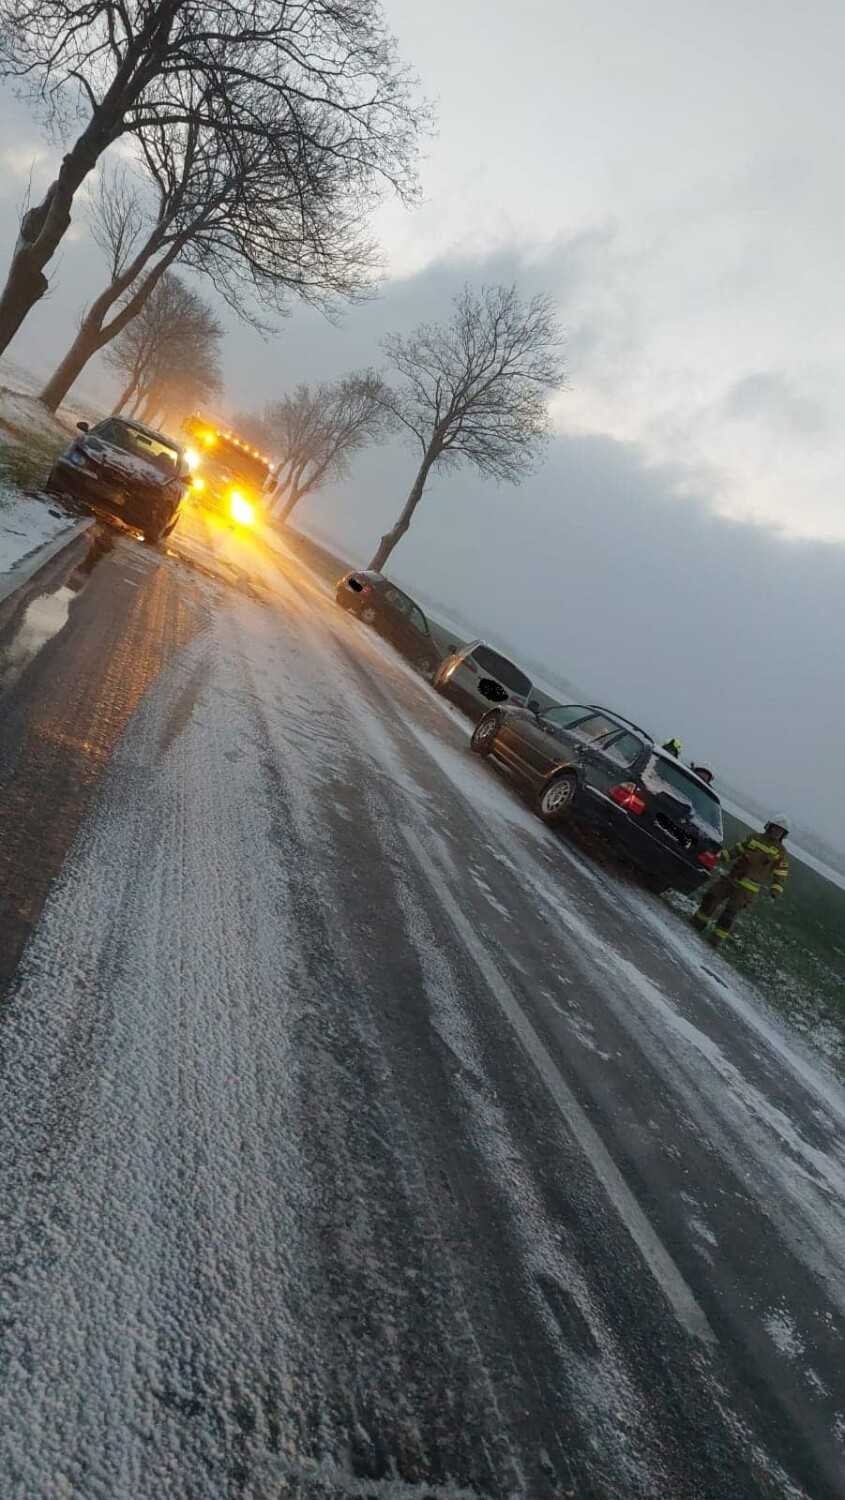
641;757;723;832
469;645;531;696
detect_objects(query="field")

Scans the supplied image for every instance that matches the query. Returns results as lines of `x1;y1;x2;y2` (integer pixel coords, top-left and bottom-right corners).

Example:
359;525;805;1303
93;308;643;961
283;524;844;1068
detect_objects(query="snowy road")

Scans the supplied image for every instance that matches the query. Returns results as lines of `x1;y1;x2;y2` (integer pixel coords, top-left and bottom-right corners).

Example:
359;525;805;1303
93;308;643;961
0;509;843;1499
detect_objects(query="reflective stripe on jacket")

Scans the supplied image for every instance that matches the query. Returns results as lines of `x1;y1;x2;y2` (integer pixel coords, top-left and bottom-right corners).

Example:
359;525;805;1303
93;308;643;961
720;833;789;895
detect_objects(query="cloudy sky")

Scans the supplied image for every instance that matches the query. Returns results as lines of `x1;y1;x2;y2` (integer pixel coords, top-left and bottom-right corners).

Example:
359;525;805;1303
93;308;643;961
0;0;843;851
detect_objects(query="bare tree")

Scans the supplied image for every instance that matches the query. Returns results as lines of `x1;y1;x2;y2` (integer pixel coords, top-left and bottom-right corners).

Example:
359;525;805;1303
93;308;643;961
106;272;222;428
38;100;378;412
0;0;425;354
368;284;565;571
263;373;394;523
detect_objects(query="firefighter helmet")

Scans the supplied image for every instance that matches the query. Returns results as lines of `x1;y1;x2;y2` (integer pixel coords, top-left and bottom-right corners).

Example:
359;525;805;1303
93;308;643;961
766;813;791;836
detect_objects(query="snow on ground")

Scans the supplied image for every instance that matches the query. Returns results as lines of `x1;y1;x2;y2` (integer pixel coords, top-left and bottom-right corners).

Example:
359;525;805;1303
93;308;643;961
2;518;843;1494
0;480;82;582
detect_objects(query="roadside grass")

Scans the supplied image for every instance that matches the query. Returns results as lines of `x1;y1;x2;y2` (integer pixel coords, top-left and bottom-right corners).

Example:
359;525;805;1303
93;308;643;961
0;388;71;503
673;810;844;1056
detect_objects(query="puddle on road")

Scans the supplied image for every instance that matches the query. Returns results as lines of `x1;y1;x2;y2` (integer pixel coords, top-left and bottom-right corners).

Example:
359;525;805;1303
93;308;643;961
0;526;119;693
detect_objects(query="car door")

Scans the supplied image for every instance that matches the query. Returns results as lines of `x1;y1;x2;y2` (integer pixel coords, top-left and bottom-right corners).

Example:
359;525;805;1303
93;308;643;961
381;585;410;646
406;603;430;661
496;704;593;783
579;730;648;805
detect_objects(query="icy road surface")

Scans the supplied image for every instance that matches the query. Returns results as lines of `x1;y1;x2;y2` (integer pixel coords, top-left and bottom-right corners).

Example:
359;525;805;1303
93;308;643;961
0;508;843;1500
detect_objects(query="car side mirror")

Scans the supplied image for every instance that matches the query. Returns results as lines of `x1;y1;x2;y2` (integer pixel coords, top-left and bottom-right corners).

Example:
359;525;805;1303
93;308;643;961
527;699;541;714
76;421;89;433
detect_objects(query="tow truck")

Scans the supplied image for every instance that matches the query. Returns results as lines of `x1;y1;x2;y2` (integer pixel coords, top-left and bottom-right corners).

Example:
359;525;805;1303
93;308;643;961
180;413;274;529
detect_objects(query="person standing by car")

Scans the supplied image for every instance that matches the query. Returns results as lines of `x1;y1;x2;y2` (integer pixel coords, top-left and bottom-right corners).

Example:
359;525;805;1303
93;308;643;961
662;738;682;758
692;815;790;945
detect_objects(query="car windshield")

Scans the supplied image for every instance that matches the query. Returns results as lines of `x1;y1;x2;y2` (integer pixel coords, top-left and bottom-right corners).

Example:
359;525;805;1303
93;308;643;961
642;756;723;831
92;419;180;474
470;645;531;695
540;704;593;729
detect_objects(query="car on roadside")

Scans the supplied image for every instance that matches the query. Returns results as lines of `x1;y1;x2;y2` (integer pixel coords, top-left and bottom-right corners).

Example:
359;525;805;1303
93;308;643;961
46;417;191;545
469;700;724;893
335;570;440;676
433;639;535;718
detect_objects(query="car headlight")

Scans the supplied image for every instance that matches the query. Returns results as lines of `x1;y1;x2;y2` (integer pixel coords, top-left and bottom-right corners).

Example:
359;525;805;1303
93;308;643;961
67;449;87;467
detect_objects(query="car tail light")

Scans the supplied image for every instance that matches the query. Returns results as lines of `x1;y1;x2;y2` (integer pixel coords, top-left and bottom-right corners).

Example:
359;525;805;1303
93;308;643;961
698;849;719;869
608;782;646;815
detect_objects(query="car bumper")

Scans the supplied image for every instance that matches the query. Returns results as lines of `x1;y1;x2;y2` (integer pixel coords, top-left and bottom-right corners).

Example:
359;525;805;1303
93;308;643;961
575;791;710;893
48;459;175;534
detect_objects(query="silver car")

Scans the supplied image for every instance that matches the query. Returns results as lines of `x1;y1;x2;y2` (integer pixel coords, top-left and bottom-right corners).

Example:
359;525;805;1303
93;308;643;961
433;639;535;717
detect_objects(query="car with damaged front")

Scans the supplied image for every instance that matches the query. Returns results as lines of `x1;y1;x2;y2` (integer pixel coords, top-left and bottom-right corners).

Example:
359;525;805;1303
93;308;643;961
335;570;440;676
46;417;190;544
469;701;724;893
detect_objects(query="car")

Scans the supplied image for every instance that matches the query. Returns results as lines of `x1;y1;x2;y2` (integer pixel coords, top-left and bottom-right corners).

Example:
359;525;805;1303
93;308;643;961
433;639;535;718
469;700;724;894
46;417;190;544
335;570;440;675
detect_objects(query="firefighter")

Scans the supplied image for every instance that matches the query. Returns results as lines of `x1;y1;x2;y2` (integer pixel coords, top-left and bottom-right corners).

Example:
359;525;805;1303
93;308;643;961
662;738;682;758
692;815;790;945
691;764;714;785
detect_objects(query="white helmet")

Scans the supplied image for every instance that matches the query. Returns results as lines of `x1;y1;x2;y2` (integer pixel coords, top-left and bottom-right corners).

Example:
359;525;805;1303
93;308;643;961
766;813;791;836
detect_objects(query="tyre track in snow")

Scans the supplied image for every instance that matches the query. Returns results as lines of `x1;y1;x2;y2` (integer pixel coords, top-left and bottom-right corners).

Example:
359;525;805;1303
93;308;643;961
0;521;842;1497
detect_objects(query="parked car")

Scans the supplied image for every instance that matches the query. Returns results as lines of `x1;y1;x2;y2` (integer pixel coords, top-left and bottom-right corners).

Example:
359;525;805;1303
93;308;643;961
469;701;723;893
46;417;190;544
433;639;535;718
335;571;440;675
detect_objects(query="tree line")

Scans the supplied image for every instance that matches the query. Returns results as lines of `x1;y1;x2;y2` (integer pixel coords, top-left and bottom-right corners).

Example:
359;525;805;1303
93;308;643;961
0;0;565;568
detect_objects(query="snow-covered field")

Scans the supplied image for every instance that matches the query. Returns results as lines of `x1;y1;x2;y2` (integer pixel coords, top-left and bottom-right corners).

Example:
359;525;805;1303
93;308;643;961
0;515;842;1498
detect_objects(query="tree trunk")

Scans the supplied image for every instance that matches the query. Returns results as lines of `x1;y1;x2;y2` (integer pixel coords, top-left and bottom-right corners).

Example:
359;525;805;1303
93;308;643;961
368;447;438;571
279;485;307;523
113;374;140;415
40;316;108;413
0;134;102;356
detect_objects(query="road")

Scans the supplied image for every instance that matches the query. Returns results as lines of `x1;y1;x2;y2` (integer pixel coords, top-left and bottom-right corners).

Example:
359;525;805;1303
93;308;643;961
0;504;843;1500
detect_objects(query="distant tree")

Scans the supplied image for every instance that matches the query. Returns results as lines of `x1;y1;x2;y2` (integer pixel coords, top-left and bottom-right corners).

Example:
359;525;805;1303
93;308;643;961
229;411;275;453
107;273;222;429
0;0;425;355
264;373;394;523
368;284;565;571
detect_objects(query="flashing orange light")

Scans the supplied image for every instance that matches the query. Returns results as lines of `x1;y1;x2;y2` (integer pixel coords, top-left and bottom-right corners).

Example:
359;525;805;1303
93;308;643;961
202;431;216;447
191;475;205;493
229;489;255;527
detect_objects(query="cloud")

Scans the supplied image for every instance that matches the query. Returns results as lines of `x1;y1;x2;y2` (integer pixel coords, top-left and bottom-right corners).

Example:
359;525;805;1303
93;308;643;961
723;372;828;439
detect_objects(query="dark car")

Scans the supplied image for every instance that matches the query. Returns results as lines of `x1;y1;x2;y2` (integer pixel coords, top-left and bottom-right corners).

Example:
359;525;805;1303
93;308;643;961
469;701;723;893
336;571;440;676
46;417;190;544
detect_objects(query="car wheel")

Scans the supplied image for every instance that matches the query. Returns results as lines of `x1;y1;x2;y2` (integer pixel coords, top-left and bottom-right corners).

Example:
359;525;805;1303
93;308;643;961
641;871;670;895
537;772;578;822
361;605;377;625
470;710;502;757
